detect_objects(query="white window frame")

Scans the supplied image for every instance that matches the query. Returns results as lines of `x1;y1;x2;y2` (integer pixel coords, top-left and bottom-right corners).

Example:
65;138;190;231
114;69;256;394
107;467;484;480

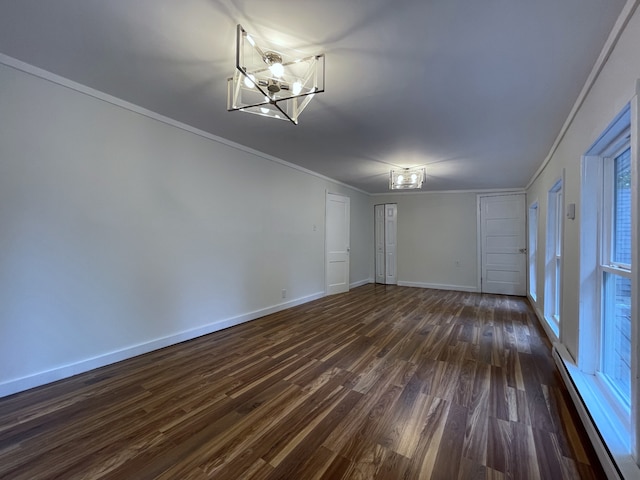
528;201;539;301
554;188;563;321
578;102;638;471
544;179;563;336
598;144;633;413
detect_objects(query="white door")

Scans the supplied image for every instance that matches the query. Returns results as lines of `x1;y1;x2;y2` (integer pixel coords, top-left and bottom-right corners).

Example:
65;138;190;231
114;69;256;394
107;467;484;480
480;194;526;295
374;203;398;285
384;204;397;285
375;205;385;284
326;192;350;295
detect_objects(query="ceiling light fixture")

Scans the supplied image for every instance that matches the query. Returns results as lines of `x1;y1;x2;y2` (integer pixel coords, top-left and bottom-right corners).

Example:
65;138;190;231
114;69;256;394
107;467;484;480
389;167;426;190
227;25;325;125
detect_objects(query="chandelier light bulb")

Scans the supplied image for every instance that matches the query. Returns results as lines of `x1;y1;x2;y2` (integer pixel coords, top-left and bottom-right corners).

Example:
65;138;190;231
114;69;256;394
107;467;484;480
411;173;418;182
397;175;404;184
244;74;255;88
260;107;269;114
292;81;303;95
269;62;284;78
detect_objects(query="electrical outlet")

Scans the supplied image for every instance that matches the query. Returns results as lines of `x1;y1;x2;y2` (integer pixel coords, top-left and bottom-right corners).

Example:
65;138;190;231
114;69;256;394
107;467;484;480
282;289;287;299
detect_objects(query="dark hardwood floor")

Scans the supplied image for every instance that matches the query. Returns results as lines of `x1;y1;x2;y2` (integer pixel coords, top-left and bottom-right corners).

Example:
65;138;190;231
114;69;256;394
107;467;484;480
0;285;605;479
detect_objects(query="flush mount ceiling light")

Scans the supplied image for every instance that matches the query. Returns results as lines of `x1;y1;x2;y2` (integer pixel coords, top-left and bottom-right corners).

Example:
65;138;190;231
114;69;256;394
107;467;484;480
227;25;325;125
389;167;426;190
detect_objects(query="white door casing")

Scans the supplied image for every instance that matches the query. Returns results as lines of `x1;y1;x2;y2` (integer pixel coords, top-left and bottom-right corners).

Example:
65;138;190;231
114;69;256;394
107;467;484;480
479;193;526;295
326;192;350;295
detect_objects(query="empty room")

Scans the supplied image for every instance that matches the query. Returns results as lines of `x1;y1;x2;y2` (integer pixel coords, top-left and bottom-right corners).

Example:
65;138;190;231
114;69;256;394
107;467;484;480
1;1;639;479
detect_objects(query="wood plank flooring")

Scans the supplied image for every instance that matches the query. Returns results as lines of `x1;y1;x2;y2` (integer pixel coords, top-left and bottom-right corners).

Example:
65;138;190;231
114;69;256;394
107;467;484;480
0;285;605;479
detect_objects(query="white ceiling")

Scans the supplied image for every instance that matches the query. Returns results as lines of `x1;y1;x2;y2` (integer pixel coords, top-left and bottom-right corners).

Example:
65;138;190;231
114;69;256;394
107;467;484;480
0;0;626;193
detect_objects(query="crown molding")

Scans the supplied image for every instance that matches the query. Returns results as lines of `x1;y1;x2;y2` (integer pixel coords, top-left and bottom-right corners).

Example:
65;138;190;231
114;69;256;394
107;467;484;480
0;53;369;196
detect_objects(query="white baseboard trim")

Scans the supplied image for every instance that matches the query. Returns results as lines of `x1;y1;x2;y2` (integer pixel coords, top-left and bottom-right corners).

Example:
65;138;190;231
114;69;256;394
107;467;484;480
552;344;640;480
0;291;325;399
397;281;479;293
350;278;373;288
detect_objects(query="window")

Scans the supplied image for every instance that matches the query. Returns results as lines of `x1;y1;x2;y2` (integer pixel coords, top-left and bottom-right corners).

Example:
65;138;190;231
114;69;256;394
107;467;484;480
600;146;632;406
579;104;633;443
528;202;538;300
545;180;562;335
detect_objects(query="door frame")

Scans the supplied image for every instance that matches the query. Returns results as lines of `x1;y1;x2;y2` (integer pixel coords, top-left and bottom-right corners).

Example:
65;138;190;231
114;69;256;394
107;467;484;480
476;191;527;294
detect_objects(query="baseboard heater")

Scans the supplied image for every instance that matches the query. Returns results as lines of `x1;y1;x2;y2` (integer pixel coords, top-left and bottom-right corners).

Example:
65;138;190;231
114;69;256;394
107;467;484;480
552;344;623;480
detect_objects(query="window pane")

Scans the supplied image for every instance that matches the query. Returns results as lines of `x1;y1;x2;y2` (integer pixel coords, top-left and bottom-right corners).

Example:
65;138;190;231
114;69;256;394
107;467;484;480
602;273;631;404
614;148;631;265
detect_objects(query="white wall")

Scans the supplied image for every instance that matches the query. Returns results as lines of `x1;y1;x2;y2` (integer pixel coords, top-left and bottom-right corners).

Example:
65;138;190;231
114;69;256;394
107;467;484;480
371;192;479;291
527;5;640;359
0;61;372;396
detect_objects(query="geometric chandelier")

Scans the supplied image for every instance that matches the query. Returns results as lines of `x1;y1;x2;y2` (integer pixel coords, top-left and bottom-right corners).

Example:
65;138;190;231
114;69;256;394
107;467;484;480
227;25;325;125
389;167;426;190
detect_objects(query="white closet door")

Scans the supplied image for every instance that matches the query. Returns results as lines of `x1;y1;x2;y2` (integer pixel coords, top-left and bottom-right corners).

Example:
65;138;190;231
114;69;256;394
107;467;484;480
375;204;386;284
385;204;397;285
